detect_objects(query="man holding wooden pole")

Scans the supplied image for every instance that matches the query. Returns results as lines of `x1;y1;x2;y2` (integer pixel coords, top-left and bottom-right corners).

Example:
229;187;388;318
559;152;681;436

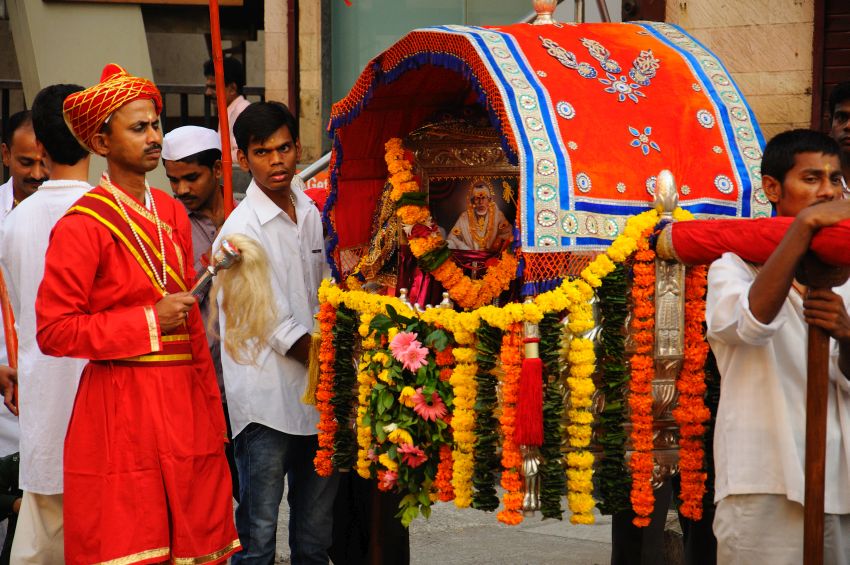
705;129;850;564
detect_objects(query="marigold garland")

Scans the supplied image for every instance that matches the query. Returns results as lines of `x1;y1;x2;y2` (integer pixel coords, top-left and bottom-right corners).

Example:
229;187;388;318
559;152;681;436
383;138;518;310
314;302;337;477
497;323;524;525
356;313;378;478
628;228;656;527
674;264;710;519
450;348;477;507
435;344;457;502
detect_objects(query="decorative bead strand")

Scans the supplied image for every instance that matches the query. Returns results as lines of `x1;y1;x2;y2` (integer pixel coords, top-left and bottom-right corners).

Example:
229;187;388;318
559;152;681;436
103;173;168;292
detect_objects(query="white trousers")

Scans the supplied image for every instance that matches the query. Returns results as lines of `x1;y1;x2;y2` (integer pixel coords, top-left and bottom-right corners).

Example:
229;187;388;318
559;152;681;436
714;494;850;565
9;491;64;564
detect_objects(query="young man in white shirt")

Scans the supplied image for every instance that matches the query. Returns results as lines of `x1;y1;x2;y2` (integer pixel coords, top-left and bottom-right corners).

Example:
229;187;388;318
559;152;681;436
706;129;850;564
215;101;338;564
0;84;91;563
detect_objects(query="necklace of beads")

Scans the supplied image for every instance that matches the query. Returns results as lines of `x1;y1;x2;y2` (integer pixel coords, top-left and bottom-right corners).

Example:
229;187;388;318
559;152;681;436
468;202;495;249
103;172;168;292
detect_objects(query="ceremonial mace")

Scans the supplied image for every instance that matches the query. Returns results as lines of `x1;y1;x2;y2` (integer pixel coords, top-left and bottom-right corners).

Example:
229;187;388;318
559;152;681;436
797;255;850;565
190;238;242;299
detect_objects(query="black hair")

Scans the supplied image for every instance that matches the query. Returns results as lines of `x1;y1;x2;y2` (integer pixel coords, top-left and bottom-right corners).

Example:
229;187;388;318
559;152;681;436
31;84;88;165
762;129;840;184
2;110;32;147
170;147;222;170
829;82;850;119
203;57;245;94
233;101;298;154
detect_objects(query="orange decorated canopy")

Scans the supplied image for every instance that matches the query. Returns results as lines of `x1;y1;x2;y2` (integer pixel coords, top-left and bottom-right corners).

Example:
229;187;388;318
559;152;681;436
325;22;767;290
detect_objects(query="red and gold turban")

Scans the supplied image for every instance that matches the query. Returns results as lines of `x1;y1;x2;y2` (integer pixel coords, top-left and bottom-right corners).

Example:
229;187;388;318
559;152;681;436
63;63;162;151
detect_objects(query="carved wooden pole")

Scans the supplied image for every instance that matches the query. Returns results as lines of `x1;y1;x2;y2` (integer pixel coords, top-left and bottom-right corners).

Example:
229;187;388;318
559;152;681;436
797;255;850;565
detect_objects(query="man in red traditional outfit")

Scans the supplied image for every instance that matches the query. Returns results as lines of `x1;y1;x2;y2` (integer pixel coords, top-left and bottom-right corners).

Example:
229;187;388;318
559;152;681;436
35;64;240;565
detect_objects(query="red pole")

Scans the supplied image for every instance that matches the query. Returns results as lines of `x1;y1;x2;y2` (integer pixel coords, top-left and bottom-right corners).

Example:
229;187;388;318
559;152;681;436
208;0;235;217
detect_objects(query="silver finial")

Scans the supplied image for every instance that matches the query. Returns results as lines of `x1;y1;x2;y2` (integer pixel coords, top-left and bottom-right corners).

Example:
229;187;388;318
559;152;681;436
439;292;454;309
654;170;679;219
531;0;558;25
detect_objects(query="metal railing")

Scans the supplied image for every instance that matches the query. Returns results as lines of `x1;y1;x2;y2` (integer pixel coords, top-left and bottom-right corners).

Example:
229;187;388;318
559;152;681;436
157;84;265;130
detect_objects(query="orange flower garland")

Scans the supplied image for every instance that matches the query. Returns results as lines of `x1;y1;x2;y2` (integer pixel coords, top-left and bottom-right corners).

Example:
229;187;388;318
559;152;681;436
383;138;517;310
497;323;524;525
435;445;455;502
434;345;456;502
314;302;337;477
628;229;656;527
673;265;711;519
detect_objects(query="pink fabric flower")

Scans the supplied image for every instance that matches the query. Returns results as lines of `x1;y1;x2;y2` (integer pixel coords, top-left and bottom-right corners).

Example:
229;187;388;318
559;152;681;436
389;331;429;372
412;387;448;422
397;443;428;468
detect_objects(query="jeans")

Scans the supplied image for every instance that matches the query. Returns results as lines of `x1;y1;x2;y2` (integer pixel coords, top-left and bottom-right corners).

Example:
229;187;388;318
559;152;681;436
231;424;339;565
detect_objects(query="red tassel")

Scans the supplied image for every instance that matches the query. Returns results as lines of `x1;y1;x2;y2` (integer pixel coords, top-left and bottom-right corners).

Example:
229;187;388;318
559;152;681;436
515;356;543;446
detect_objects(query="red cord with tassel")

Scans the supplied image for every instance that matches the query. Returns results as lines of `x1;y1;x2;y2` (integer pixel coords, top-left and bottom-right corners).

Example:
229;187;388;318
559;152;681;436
515;334;543;447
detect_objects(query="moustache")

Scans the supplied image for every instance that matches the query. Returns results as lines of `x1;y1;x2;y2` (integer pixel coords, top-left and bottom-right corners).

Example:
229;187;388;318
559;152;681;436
24;176;48;185
145;144;162;154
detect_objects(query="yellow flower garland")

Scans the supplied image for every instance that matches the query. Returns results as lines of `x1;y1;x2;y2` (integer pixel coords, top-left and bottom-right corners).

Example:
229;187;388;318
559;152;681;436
449;349;477;507
355;312;377;478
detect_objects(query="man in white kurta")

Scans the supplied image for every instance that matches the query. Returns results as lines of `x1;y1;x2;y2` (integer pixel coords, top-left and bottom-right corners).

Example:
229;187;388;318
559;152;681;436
705;129;850;564
0;84;90;563
0;179;20;460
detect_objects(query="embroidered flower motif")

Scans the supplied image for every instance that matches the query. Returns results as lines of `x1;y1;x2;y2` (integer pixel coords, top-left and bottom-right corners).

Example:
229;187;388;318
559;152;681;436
629;50;660;86
736;126;755;142
568;141;579;150
576;173;592;193
604;218;619;237
714;175;734;194
577;63;597;79
510;78;530;90
712;146;723;154
537;209;558;227
536;70;548;78
536;183;556;201
519;94;538;110
616;182;627;193
743;146;762;160
755;188;769;204
681;184;691;195
599;73;646;103
537;235;558;247
526;116;544;131
532;137;551;152
691;83;702;92
585;216;599;234
645;176;657;196
537;158;555;176
562;213;579;234
556;101;576;120
696;110;715;129
628;126;661;156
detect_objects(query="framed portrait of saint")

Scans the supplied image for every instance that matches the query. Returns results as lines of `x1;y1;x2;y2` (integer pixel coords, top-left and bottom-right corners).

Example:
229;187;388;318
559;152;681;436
428;176;517;253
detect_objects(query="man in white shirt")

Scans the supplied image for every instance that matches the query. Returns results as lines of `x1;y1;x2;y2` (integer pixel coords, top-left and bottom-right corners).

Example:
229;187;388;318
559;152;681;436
706;129;850;564
215;101;338;564
204;57;252;194
0;84;91;564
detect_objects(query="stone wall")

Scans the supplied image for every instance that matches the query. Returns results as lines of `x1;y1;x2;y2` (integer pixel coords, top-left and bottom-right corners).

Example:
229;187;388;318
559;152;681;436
666;0;814;142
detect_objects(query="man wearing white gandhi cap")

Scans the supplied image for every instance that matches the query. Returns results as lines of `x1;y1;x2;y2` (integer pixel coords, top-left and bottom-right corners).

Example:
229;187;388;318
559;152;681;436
162;125;241;500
